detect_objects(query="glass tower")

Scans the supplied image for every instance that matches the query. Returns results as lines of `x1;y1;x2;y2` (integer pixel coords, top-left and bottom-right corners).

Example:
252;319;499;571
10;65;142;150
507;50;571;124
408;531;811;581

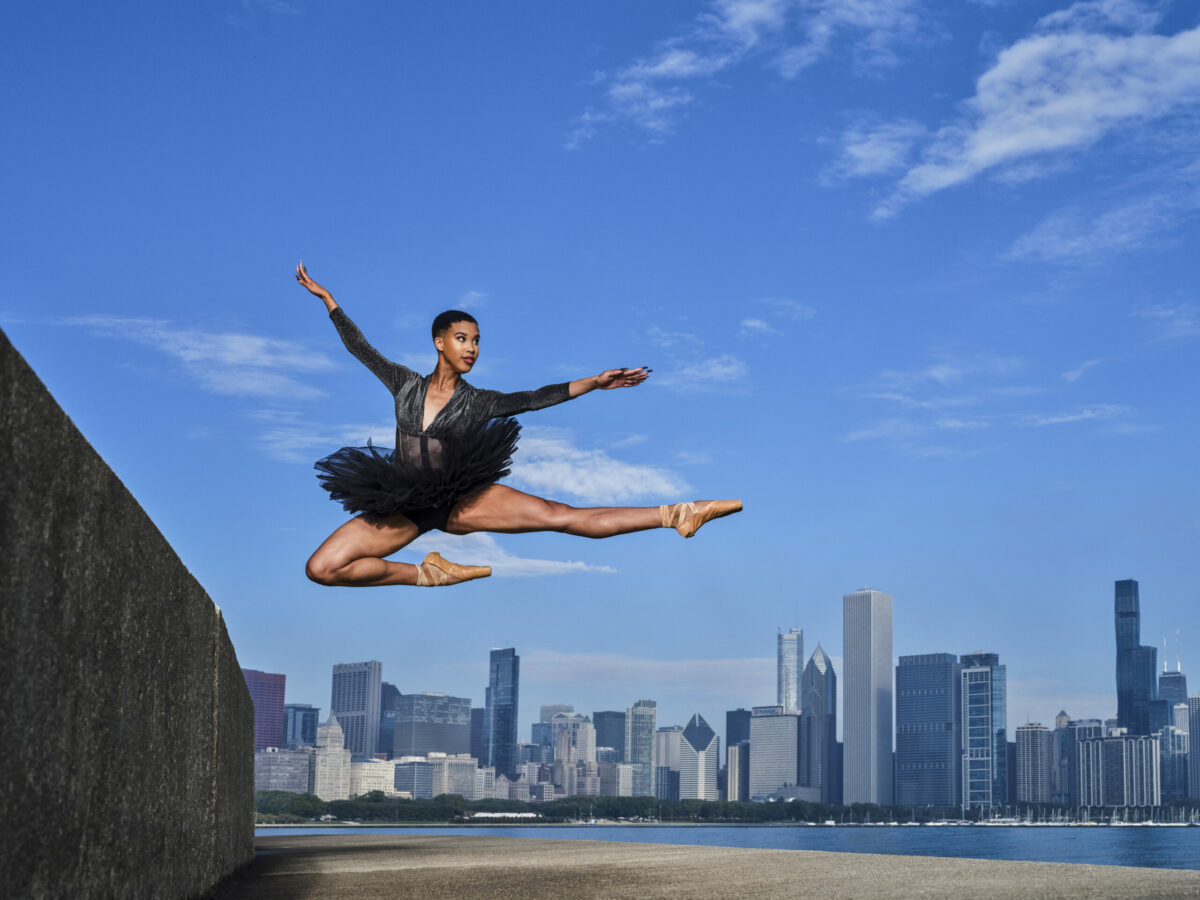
242;668;286;752
284;703;320;749
800;644;839;804
777;628;803;713
330;661;382;761
895;653;961;808
625;699;658;796
483;648;520;777
961;652;1006;810
1115;579;1157;735
593;710;626;760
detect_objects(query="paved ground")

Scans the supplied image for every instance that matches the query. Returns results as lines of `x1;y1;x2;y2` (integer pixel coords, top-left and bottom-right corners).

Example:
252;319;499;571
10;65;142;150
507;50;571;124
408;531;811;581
218;834;1200;899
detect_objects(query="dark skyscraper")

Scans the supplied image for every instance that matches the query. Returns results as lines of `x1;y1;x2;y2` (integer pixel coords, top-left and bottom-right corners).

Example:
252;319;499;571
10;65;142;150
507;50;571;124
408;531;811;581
895;653;961;808
484;648;519;777
393;692;471;758
379;682;402;758
285;703;320;748
593;710;627;760
1115;580;1157;735
470;707;485;763
242;668;286;751
1159;670;1188;705
800;645;838;804
726;708;751;748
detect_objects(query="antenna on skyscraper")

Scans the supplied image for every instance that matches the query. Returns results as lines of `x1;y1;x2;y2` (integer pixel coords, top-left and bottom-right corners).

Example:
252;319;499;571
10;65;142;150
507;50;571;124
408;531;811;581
1164;638;1169;674
1177;628;1182;673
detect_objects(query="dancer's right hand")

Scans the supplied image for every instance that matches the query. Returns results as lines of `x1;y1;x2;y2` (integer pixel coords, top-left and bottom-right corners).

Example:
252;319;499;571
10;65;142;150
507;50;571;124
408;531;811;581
295;261;337;310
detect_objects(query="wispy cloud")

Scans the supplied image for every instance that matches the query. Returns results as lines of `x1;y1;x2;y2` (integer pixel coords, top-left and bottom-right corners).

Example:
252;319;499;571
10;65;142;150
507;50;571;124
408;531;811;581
569;0;927;147
458;290;487;309
656;354;749;391
405;532;615;578
1133;302;1200;340
249;410;394;463
511;427;690;503
762;298;817;321
839;10;1200;217
827;117;927;179
740;317;779;336
1062;359;1101;382
66;315;334;400
1021;404;1128;426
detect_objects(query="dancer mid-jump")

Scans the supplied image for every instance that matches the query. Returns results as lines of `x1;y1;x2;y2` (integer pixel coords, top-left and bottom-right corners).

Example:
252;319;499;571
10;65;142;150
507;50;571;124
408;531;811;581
296;263;741;587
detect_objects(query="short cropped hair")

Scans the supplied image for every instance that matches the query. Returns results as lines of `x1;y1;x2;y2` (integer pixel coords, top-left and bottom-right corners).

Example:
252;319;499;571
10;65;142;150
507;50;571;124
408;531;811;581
431;309;478;340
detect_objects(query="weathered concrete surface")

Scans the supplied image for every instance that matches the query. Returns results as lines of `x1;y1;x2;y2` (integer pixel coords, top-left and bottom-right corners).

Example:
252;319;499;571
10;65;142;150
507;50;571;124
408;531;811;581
224;835;1200;899
0;327;255;899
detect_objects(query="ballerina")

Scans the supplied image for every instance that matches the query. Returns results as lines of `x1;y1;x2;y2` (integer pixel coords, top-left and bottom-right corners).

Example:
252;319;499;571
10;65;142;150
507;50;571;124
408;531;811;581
295;263;742;587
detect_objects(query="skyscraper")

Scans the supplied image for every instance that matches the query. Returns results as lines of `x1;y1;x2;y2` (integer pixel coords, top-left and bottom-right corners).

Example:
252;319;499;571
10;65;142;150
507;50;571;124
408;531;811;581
1115;579;1157;735
843;588;893;806
1015;723;1054;804
777;628;803;713
330;661;383;760
1189;694;1200;801
532;704;573;757
895;653;960;808
1079;735;1161;807
625;699;657;796
679;714;719;801
470;707;485;763
748;705;802;800
483;648;520;777
1159;664;1188;707
726;708;751;747
800;644;839;804
655;725;683;800
1057;717;1103;807
379;682;402;758
284;703;320;749
393;692;472;758
242;668;286;752
593;710;626;760
961;652;1007;810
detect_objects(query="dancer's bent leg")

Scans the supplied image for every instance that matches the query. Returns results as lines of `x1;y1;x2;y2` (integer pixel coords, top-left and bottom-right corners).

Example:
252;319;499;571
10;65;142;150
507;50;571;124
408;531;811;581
305;514;489;587
446;485;740;539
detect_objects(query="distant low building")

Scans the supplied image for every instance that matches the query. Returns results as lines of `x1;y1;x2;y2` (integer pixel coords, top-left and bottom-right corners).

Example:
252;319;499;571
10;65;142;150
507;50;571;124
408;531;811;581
254;747;311;794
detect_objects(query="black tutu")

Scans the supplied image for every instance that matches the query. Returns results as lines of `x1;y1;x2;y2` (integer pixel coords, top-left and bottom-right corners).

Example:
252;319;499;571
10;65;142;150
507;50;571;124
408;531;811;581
315;417;520;531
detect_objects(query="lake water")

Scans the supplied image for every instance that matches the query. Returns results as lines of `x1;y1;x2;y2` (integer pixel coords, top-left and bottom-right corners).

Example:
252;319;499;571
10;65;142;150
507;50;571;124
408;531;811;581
256;824;1200;870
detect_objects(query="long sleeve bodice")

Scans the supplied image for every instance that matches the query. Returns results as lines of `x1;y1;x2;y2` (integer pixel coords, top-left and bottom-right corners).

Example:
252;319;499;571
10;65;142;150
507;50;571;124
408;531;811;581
329;307;570;467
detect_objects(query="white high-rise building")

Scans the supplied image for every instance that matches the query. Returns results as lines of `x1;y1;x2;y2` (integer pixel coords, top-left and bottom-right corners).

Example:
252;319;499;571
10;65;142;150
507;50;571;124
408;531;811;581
312;716;351;801
843;588;893;806
778;628;804;713
330;661;382;760
678;714;719;801
1016;723;1054;804
749;705;800;800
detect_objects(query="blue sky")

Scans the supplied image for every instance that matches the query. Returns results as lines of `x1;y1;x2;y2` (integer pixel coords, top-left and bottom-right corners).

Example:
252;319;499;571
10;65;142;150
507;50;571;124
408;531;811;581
4;0;1198;751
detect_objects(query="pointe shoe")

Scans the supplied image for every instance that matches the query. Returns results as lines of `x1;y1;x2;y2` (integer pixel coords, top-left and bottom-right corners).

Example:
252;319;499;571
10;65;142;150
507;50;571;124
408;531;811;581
659;500;743;538
414;551;492;587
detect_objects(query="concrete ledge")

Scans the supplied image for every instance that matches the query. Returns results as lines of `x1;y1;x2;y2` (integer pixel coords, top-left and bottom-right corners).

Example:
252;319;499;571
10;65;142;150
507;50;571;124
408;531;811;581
0;328;254;899
223;835;1200;899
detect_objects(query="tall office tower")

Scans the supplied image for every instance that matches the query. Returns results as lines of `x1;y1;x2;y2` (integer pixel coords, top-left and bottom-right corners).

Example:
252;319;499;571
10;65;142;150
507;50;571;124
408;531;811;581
1015;723;1054;804
1051;711;1069;804
312;716;352;801
895;653;961;808
285;703;320;749
470;708;485;763
777;628;804;713
330;661;383;760
1157;725;1190;802
593;710;626;761
1160;670;1188;705
749;705;802;800
379;682;402;758
655;725;684;800
678;714;719;801
1057;718;1103;807
242;668;286;751
726;708;751;748
1190;694;1200;800
800;645;839;804
727;740;750;801
393;692;472;757
1115;579;1158;735
1079;735;1161;807
625;699;658;796
552;712;596;763
533;704;574;756
843;589;893;805
483;649;520;777
960;652;1007;810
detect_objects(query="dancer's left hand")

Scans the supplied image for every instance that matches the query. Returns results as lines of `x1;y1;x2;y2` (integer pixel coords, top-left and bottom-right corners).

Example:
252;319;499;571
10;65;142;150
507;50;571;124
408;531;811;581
596;367;651;389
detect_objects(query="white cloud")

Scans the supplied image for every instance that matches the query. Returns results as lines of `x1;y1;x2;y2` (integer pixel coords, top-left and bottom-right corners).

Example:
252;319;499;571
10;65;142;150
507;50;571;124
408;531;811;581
66;315;334;400
510;427;691;503
569;0;926;146
1037;0;1163;34
829;118;927;179
740;317;779;336
656;354;749;390
405;532;615;578
458;290;487;309
1062;359;1101;382
1133;302;1200;340
1021;404;1128;426
863;16;1200;217
250;411;395;463
762;298;817;321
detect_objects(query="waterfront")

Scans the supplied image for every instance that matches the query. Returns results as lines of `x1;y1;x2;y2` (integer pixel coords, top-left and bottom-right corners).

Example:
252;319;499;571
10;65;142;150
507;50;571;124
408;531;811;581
256;824;1200;870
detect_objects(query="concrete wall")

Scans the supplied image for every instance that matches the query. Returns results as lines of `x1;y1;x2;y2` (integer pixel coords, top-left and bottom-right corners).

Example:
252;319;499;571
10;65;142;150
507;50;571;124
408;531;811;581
0;328;255;899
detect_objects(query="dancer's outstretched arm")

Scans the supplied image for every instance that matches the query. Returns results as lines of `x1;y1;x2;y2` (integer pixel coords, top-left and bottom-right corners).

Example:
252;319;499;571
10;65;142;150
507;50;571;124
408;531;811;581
484;366;650;418
294;262;414;394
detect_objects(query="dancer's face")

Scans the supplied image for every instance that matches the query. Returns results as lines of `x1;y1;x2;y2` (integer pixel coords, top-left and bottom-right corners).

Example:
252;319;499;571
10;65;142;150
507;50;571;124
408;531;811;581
434;321;480;373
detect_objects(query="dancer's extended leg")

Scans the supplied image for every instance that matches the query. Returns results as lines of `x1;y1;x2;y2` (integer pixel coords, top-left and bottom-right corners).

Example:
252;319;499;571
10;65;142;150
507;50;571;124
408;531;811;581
446;484;740;538
305;514;490;587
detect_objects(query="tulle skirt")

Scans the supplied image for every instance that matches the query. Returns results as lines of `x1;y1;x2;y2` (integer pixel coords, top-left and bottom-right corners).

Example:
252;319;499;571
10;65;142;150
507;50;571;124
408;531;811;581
314;417;520;532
